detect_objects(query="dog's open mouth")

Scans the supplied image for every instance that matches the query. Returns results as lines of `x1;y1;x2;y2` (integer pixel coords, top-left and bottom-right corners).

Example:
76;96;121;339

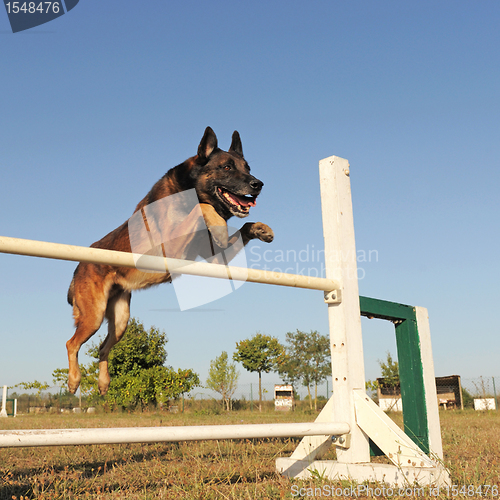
217;187;257;215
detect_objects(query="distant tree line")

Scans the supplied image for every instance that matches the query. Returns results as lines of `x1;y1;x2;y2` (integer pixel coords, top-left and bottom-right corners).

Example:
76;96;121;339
217;330;331;412
49;318;199;411
16;321;332;413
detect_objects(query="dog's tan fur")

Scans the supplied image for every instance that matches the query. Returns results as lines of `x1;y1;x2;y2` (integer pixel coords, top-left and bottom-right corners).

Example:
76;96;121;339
66;127;273;395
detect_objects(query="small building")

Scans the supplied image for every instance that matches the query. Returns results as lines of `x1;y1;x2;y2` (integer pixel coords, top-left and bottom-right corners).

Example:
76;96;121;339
376;375;463;411
473;398;496;411
274;384;294;411
435;375;463;410
376;379;403;412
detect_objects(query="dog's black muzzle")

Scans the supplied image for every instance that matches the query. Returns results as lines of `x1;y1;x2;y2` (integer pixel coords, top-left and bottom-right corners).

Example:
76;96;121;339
248;176;263;194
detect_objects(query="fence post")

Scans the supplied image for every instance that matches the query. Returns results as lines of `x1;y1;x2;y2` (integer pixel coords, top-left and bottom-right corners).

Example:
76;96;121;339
493;377;498;411
0;386;7;418
319;156;370;463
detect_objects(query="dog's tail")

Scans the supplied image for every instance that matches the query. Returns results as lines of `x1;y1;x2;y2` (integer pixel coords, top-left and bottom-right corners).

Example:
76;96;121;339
67;277;75;306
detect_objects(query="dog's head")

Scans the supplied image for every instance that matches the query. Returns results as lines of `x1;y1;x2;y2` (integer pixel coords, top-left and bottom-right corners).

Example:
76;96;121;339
190;127;263;220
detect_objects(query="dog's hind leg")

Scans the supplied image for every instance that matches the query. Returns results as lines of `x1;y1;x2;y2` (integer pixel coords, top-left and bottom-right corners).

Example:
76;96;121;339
66;278;108;394
98;290;131;395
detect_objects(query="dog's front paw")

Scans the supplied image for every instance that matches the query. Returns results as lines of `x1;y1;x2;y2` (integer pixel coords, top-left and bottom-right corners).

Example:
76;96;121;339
243;222;274;243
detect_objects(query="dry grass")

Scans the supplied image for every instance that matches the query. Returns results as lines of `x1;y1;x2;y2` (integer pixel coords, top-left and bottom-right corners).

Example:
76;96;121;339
1;409;499;499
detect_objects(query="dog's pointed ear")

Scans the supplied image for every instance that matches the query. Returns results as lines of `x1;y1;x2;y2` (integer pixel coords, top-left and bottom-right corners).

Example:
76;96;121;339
229;131;243;156
198;127;218;160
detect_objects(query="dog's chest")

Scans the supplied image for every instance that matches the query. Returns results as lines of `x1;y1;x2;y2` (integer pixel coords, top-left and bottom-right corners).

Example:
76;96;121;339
116;268;172;291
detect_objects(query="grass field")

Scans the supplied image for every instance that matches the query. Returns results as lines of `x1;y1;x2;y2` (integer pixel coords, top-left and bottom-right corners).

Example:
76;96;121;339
1;408;499;499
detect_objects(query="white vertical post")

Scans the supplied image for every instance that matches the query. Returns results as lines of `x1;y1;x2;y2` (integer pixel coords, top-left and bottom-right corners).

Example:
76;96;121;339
319;156;369;463
415;306;444;460
0;386;7;418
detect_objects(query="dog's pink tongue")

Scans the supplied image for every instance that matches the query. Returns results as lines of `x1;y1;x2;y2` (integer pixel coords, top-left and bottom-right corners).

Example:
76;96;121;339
229;193;256;207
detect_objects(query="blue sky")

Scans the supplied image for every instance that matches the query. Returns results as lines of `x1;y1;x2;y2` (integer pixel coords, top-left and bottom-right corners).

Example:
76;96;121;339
1;1;499;393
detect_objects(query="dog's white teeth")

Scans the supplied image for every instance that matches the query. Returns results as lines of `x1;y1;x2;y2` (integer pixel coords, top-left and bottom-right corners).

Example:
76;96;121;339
223;192;235;204
223;191;241;208
221;190;251;212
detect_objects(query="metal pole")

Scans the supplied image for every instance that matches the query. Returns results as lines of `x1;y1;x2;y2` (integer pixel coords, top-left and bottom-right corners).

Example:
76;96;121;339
492;377;498;411
0;236;340;294
0;422;350;448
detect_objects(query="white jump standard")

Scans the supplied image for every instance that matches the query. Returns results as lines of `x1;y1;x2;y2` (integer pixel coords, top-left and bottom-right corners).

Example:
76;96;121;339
276;156;449;486
0;155;450;488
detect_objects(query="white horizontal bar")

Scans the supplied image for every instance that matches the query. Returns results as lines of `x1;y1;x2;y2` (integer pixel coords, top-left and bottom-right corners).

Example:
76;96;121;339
0;422;350;448
0;236;339;292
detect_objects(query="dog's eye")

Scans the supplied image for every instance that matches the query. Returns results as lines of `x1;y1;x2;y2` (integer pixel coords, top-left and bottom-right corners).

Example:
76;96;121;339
223;164;232;171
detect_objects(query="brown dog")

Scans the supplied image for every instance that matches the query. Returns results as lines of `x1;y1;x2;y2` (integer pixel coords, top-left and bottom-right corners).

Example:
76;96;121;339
66;127;273;395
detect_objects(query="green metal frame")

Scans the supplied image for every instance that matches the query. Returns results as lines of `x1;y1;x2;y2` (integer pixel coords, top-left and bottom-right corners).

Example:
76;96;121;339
6;399;15;417
359;296;430;455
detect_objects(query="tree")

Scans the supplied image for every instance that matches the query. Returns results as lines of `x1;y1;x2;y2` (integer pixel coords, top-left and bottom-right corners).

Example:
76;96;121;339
81;318;200;409
379;351;399;393
52;368;69;388
104;317;168;379
279;330;331;410
15;380;50;397
307;331;331;410
366;351;400;397
233;333;285;411
206;351;239;411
